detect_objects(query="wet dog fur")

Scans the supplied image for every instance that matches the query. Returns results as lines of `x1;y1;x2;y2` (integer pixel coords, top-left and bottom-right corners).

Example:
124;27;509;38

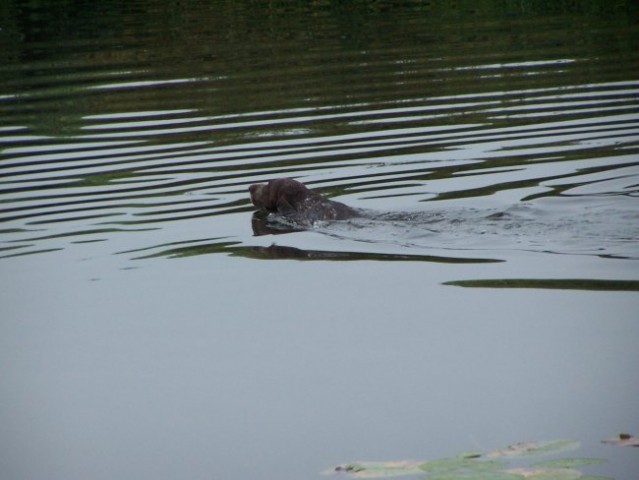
249;178;359;224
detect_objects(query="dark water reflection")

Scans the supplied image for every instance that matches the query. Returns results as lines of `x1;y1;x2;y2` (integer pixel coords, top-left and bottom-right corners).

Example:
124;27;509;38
2;9;638;262
1;1;639;480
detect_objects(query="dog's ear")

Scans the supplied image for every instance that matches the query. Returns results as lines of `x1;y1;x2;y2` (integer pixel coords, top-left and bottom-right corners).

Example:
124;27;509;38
276;195;296;215
266;178;303;213
249;183;280;212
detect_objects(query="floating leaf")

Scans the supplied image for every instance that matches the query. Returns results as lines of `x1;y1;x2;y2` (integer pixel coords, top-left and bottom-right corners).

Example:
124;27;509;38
534;458;607;469
506;467;582;479
427;471;522;480
601;433;639;447
484;440;580;458
324;438;602;479
419;457;505;474
328;461;422;478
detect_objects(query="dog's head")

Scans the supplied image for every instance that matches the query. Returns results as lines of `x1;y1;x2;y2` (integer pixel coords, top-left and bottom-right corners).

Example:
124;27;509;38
249;178;310;213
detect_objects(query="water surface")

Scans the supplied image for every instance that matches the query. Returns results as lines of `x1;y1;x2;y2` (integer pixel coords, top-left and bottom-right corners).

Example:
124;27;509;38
1;2;638;480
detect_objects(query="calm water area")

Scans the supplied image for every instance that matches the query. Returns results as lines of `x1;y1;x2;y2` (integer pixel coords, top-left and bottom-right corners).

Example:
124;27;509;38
1;1;639;479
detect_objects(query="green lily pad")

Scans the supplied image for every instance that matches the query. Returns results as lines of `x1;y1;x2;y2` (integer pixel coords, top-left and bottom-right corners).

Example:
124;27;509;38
328;461;422;478
483;440;580;458
505;467;582;479
427;471;523;480
534;458;607;469
419;457;505;474
325;438;601;479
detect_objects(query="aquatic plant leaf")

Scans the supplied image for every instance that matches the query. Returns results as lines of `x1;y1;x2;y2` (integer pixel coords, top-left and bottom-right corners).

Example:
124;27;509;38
419;457;505;474
326;438;597;479
601;433;639;447
533;458;607;468
427;471;523;480
483;440;579;458
329;461;423;478
505;467;582;479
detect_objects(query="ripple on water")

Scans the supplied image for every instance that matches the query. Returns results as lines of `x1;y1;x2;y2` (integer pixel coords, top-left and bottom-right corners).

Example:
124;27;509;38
1;26;638;263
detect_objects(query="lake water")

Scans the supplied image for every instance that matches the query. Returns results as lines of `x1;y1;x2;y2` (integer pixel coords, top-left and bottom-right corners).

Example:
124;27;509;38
1;1;638;479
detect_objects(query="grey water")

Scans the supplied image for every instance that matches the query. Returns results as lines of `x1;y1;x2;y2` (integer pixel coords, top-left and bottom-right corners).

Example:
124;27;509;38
1;1;638;479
